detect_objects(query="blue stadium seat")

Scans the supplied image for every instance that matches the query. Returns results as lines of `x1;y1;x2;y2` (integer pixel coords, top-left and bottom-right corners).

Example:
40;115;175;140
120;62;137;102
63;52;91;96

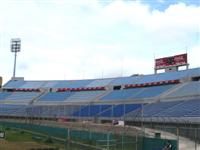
0;92;12;101
100;104;141;117
3;80;25;88
130;85;174;99
101;85;174;101
101;88;143;101
5;92;40;102
38;92;73;102
166;81;200;98
86;79;114;87
66;91;105;102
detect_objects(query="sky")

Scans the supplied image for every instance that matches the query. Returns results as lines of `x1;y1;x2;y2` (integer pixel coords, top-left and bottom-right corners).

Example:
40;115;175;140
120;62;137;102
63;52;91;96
0;0;199;84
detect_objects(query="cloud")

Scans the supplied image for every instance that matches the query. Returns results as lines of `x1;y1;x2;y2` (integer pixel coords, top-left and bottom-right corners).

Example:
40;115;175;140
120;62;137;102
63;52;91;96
0;0;199;84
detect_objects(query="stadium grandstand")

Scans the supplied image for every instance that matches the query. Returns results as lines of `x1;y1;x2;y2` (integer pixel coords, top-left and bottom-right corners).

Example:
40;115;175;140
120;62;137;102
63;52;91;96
0;67;200;122
0;54;200;150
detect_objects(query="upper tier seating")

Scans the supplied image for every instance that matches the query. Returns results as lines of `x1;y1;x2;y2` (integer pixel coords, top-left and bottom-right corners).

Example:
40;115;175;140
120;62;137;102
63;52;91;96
134;68;200;84
39;81;58;88
3;68;200;89
110;76;142;86
3;80;25;88
62;80;92;88
86;79;114;87
47;81;73;88
20;81;45;88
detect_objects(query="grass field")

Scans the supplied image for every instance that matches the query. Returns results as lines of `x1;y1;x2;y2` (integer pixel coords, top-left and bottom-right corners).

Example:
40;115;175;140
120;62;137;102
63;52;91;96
0;140;54;150
0;127;65;150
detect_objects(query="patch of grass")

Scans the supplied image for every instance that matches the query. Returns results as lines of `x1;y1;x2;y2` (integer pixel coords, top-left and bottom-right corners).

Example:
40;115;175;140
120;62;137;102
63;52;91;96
5;130;33;142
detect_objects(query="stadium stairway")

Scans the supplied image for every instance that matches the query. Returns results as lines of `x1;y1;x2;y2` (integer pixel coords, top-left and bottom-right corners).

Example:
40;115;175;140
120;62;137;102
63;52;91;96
29;90;48;104
93;88;113;102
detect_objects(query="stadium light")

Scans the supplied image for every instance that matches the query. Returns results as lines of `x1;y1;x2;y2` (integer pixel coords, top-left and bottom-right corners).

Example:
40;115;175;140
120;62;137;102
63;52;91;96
11;38;21;78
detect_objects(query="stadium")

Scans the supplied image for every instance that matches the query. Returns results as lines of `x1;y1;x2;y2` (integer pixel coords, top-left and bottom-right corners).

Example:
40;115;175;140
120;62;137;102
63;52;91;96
0;53;199;150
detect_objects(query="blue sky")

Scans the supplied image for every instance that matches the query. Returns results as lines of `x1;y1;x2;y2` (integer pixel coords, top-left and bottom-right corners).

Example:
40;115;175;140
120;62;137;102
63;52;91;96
0;0;199;83
141;0;199;11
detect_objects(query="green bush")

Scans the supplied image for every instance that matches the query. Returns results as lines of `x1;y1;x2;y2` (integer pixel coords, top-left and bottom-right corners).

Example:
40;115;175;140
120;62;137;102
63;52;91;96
20;130;25;134
43;136;53;144
5;127;10;131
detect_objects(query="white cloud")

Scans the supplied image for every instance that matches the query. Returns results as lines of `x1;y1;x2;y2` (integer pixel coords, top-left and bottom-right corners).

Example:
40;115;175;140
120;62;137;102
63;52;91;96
0;0;199;84
188;45;200;68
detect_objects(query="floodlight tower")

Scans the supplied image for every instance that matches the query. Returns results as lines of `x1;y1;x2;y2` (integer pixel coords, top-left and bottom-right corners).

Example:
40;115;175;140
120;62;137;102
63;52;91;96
11;38;21;78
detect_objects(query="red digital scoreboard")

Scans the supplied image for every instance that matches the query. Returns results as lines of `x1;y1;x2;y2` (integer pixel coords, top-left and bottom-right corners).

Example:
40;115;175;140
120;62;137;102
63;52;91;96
155;53;188;69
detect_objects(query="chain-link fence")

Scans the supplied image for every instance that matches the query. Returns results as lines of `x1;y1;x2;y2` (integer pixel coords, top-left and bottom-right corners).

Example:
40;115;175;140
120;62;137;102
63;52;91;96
1;120;199;150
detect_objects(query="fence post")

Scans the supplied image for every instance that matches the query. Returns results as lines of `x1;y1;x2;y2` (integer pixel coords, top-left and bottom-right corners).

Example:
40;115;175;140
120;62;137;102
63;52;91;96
176;127;179;150
135;134;138;150
107;132;110;150
122;133;124;150
195;128;197;150
67;128;70;149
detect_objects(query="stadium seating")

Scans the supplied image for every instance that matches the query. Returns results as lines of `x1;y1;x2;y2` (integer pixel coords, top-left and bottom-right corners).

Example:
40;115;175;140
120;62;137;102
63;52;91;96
0;104;26;116
155;99;200;117
99;104;141;117
3;80;25;88
101;88;143;101
101;84;174;101
38;92;73;102
66;80;93;88
0;92;12;101
72;105;107;117
125;99;200;119
20;81;45;88
65;91;105;102
4;92;40;102
40;81;59;88
134;67;200;84
3;67;200;89
86;78;114;87
165;81;200;98
128;84;175;99
0;67;200;123
110;76;142;85
72;104;141;117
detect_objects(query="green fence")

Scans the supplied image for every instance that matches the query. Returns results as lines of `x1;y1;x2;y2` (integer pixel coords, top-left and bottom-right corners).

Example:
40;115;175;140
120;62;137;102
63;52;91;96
0;121;178;150
0;121;137;150
142;137;177;150
0;121;68;139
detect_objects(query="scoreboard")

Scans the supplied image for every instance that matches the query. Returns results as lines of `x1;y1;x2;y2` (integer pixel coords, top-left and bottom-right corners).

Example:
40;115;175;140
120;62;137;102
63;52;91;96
155;53;188;69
